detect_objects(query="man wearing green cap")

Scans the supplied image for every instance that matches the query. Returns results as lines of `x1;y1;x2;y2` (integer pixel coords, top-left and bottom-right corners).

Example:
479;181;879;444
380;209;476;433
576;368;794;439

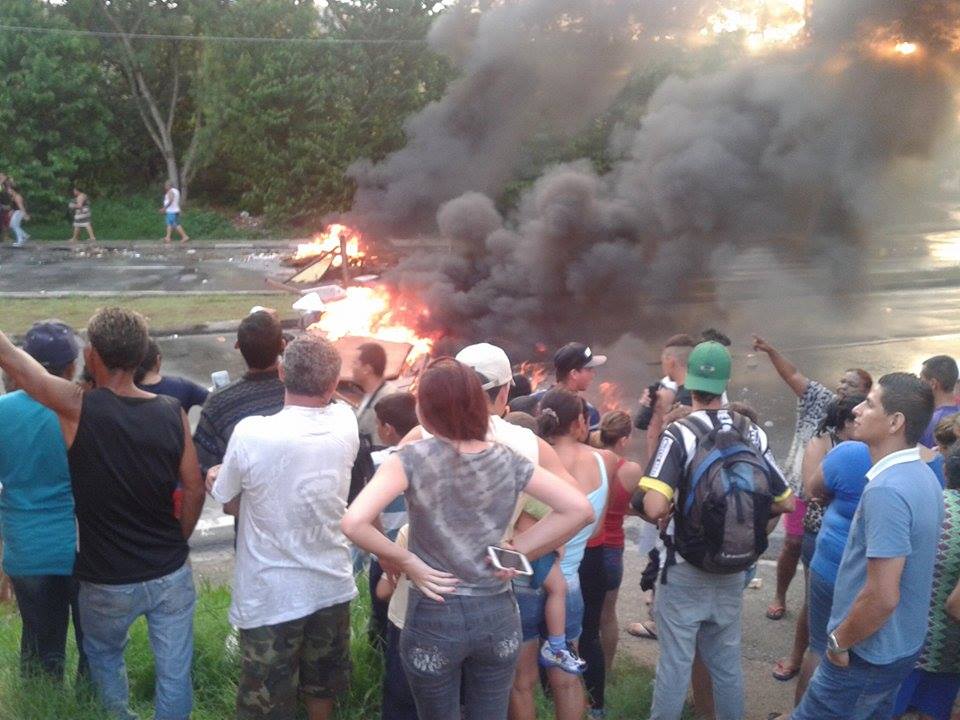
632;341;795;720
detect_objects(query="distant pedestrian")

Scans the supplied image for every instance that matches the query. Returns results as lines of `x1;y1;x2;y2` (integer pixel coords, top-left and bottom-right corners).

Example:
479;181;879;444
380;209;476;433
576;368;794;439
0;173;11;244
68;187;96;243
161;181;189;244
8;180;30;248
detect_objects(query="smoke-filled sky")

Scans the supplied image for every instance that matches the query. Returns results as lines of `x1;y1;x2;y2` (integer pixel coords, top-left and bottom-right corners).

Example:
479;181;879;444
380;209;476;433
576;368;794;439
345;0;960;356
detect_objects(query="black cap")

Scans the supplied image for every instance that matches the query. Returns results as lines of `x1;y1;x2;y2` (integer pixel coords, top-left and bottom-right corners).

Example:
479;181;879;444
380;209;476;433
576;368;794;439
553;343;607;376
22;321;81;372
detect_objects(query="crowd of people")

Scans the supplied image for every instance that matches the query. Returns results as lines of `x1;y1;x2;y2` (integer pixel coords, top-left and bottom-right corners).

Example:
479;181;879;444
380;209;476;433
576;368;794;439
0;306;958;720
0;179;190;246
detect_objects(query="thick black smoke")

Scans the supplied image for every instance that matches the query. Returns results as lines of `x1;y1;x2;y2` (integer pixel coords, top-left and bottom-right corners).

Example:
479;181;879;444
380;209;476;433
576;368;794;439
351;1;960;354
346;0;646;239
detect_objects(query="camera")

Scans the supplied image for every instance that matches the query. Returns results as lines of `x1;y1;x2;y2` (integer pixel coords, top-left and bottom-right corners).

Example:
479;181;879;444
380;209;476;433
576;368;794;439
634;382;661;430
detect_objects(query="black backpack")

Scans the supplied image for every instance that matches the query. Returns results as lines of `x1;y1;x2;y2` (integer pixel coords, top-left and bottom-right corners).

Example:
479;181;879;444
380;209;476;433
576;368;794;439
664;412;775;577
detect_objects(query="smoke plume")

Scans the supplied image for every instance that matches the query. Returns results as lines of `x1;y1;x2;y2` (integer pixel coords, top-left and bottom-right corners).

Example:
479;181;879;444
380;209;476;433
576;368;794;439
349;0;960;354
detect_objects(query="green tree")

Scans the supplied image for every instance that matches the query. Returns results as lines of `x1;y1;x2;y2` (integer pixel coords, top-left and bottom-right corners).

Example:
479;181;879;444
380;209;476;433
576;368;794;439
198;0;451;225
63;0;227;197
0;0;117;216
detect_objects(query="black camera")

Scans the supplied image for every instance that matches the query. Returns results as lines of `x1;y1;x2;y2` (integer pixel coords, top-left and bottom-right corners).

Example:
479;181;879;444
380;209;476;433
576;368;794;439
634;382;661;430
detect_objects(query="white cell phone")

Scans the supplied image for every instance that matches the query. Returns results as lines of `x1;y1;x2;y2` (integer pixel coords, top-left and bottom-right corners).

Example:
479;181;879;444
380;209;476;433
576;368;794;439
487;546;533;576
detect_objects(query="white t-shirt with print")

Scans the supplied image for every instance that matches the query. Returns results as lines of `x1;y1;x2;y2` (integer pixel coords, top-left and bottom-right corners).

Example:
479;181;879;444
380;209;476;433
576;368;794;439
164;187;181;213
211;402;360;629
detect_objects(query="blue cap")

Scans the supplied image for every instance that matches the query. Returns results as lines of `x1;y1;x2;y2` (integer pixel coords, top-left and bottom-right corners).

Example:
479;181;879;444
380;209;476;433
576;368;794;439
23;321;81;371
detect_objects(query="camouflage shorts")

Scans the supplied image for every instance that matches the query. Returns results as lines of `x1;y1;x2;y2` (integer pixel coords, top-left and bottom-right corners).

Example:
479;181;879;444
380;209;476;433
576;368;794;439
236;601;352;719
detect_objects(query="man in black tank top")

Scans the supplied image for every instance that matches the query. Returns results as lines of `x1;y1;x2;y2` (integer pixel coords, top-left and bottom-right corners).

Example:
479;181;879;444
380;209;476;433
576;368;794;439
0;307;205;720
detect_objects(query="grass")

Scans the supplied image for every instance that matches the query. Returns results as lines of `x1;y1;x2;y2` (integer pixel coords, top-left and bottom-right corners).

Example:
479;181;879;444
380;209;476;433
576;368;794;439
22;196;274;242
2;294;298;336
0;578;660;720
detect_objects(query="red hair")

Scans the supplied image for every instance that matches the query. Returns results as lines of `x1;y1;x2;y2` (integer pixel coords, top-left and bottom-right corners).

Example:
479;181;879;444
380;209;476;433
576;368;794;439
417;358;489;441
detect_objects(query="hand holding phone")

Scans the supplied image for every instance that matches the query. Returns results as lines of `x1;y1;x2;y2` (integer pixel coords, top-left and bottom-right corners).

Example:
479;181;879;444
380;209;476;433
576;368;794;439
487;546;533;577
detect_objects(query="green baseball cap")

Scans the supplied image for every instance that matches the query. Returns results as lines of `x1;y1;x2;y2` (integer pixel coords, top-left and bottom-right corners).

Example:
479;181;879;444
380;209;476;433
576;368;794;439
685;341;732;395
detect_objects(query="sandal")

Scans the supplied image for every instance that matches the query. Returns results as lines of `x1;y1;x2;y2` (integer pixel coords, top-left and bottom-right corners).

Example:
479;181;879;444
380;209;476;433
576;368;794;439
766;604;787;620
626;621;657;640
772;658;799;682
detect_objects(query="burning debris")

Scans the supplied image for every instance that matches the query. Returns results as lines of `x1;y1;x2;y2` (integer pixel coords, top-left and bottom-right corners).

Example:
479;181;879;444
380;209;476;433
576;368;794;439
332;0;960;357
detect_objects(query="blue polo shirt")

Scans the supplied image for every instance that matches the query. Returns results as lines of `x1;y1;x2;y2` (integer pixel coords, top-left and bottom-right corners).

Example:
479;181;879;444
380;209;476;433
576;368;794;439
828;448;943;665
0;391;77;576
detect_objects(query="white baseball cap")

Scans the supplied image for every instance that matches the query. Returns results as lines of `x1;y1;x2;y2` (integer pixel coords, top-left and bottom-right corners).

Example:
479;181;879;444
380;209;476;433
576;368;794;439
456;342;514;390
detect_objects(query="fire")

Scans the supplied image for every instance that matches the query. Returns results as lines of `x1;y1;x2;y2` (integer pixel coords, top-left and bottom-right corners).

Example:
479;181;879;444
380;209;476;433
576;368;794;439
597;381;628;414
519;361;550;392
294;223;364;264
894;41;918;55
698;0;807;53
308;285;434;358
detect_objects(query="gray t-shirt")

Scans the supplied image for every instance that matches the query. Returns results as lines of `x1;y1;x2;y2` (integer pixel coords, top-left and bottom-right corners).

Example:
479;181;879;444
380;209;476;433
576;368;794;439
399;437;534;596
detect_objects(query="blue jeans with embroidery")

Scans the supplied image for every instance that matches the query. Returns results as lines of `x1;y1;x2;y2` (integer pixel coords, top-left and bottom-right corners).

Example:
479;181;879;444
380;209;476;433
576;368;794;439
78;563;195;720
400;588;520;720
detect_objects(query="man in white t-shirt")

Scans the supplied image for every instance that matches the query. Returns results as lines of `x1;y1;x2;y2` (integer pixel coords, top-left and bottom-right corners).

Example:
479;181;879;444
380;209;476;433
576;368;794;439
209;333;359;720
161;181;189;244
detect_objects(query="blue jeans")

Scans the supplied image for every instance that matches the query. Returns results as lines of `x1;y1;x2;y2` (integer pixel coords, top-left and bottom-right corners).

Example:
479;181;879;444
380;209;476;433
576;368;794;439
383;621;419;720
791;649;920;720
515;573;585;643
79;563;195;720
400;588;521;720
9;574;87;681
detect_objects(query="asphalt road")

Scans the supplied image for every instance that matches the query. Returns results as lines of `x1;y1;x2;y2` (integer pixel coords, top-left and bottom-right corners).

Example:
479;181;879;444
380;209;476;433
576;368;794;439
3;210;959;718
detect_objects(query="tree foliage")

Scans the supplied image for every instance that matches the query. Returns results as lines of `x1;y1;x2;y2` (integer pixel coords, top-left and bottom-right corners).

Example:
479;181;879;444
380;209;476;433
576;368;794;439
0;0;117;214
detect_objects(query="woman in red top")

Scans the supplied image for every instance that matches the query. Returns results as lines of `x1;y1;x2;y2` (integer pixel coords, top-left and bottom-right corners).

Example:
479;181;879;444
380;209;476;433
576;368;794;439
580;411;643;718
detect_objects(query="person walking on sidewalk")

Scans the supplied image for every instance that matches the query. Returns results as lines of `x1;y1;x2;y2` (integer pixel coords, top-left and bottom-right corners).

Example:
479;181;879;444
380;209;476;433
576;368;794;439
68;187;96;243
161;181;189;244
8;180;30;247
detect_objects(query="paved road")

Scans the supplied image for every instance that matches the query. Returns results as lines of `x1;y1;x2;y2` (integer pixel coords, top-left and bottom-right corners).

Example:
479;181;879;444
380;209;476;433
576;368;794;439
3;211;960;718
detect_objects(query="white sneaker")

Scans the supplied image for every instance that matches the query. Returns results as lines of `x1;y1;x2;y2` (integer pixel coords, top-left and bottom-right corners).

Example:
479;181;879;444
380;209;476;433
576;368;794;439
539;642;586;674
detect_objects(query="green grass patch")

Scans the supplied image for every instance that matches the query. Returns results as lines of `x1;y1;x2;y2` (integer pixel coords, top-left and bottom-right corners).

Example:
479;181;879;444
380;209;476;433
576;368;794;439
2;294;297;336
0;578;661;719
22;196;274;242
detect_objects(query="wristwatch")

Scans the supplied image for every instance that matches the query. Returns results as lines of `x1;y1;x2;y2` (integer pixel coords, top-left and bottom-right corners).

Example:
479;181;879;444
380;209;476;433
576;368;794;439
827;631;849;655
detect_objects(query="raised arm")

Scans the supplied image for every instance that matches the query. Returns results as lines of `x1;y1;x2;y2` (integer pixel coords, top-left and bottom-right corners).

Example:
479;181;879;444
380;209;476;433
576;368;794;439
752;335;810;398
177;411;204;539
0;330;83;442
510;465;594;560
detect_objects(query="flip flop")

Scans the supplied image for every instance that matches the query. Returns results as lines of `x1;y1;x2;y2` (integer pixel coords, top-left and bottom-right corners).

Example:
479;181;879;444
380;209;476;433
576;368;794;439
766;604;787;620
772;659;799;682
626;621;657;640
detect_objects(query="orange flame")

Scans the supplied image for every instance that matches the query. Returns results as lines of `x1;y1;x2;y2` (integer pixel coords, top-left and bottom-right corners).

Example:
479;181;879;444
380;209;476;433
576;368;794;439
519;361;550;393
598;381;628;414
308;285;434;358
294;223;365;264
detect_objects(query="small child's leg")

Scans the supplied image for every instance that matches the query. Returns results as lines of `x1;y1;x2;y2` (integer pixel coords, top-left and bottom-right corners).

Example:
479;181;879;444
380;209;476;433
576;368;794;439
542;561;568;652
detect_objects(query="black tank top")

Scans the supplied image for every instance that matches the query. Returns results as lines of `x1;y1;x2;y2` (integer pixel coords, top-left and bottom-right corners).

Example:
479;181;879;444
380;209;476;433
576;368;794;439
68;389;188;584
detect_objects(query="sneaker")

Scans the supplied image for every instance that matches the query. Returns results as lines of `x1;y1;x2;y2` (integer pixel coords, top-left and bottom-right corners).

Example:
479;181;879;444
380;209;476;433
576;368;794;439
588;709;606;719
539;642;586;674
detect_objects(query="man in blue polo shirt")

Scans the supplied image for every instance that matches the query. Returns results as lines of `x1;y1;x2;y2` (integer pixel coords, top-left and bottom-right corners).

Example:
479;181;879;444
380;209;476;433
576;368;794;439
791;372;943;720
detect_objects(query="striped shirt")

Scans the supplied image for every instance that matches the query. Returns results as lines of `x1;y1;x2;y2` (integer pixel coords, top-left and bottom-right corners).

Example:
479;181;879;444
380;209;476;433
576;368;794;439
193;369;285;473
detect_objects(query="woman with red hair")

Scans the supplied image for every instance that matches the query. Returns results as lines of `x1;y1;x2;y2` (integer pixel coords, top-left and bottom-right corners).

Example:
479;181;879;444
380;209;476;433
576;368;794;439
342;358;593;720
